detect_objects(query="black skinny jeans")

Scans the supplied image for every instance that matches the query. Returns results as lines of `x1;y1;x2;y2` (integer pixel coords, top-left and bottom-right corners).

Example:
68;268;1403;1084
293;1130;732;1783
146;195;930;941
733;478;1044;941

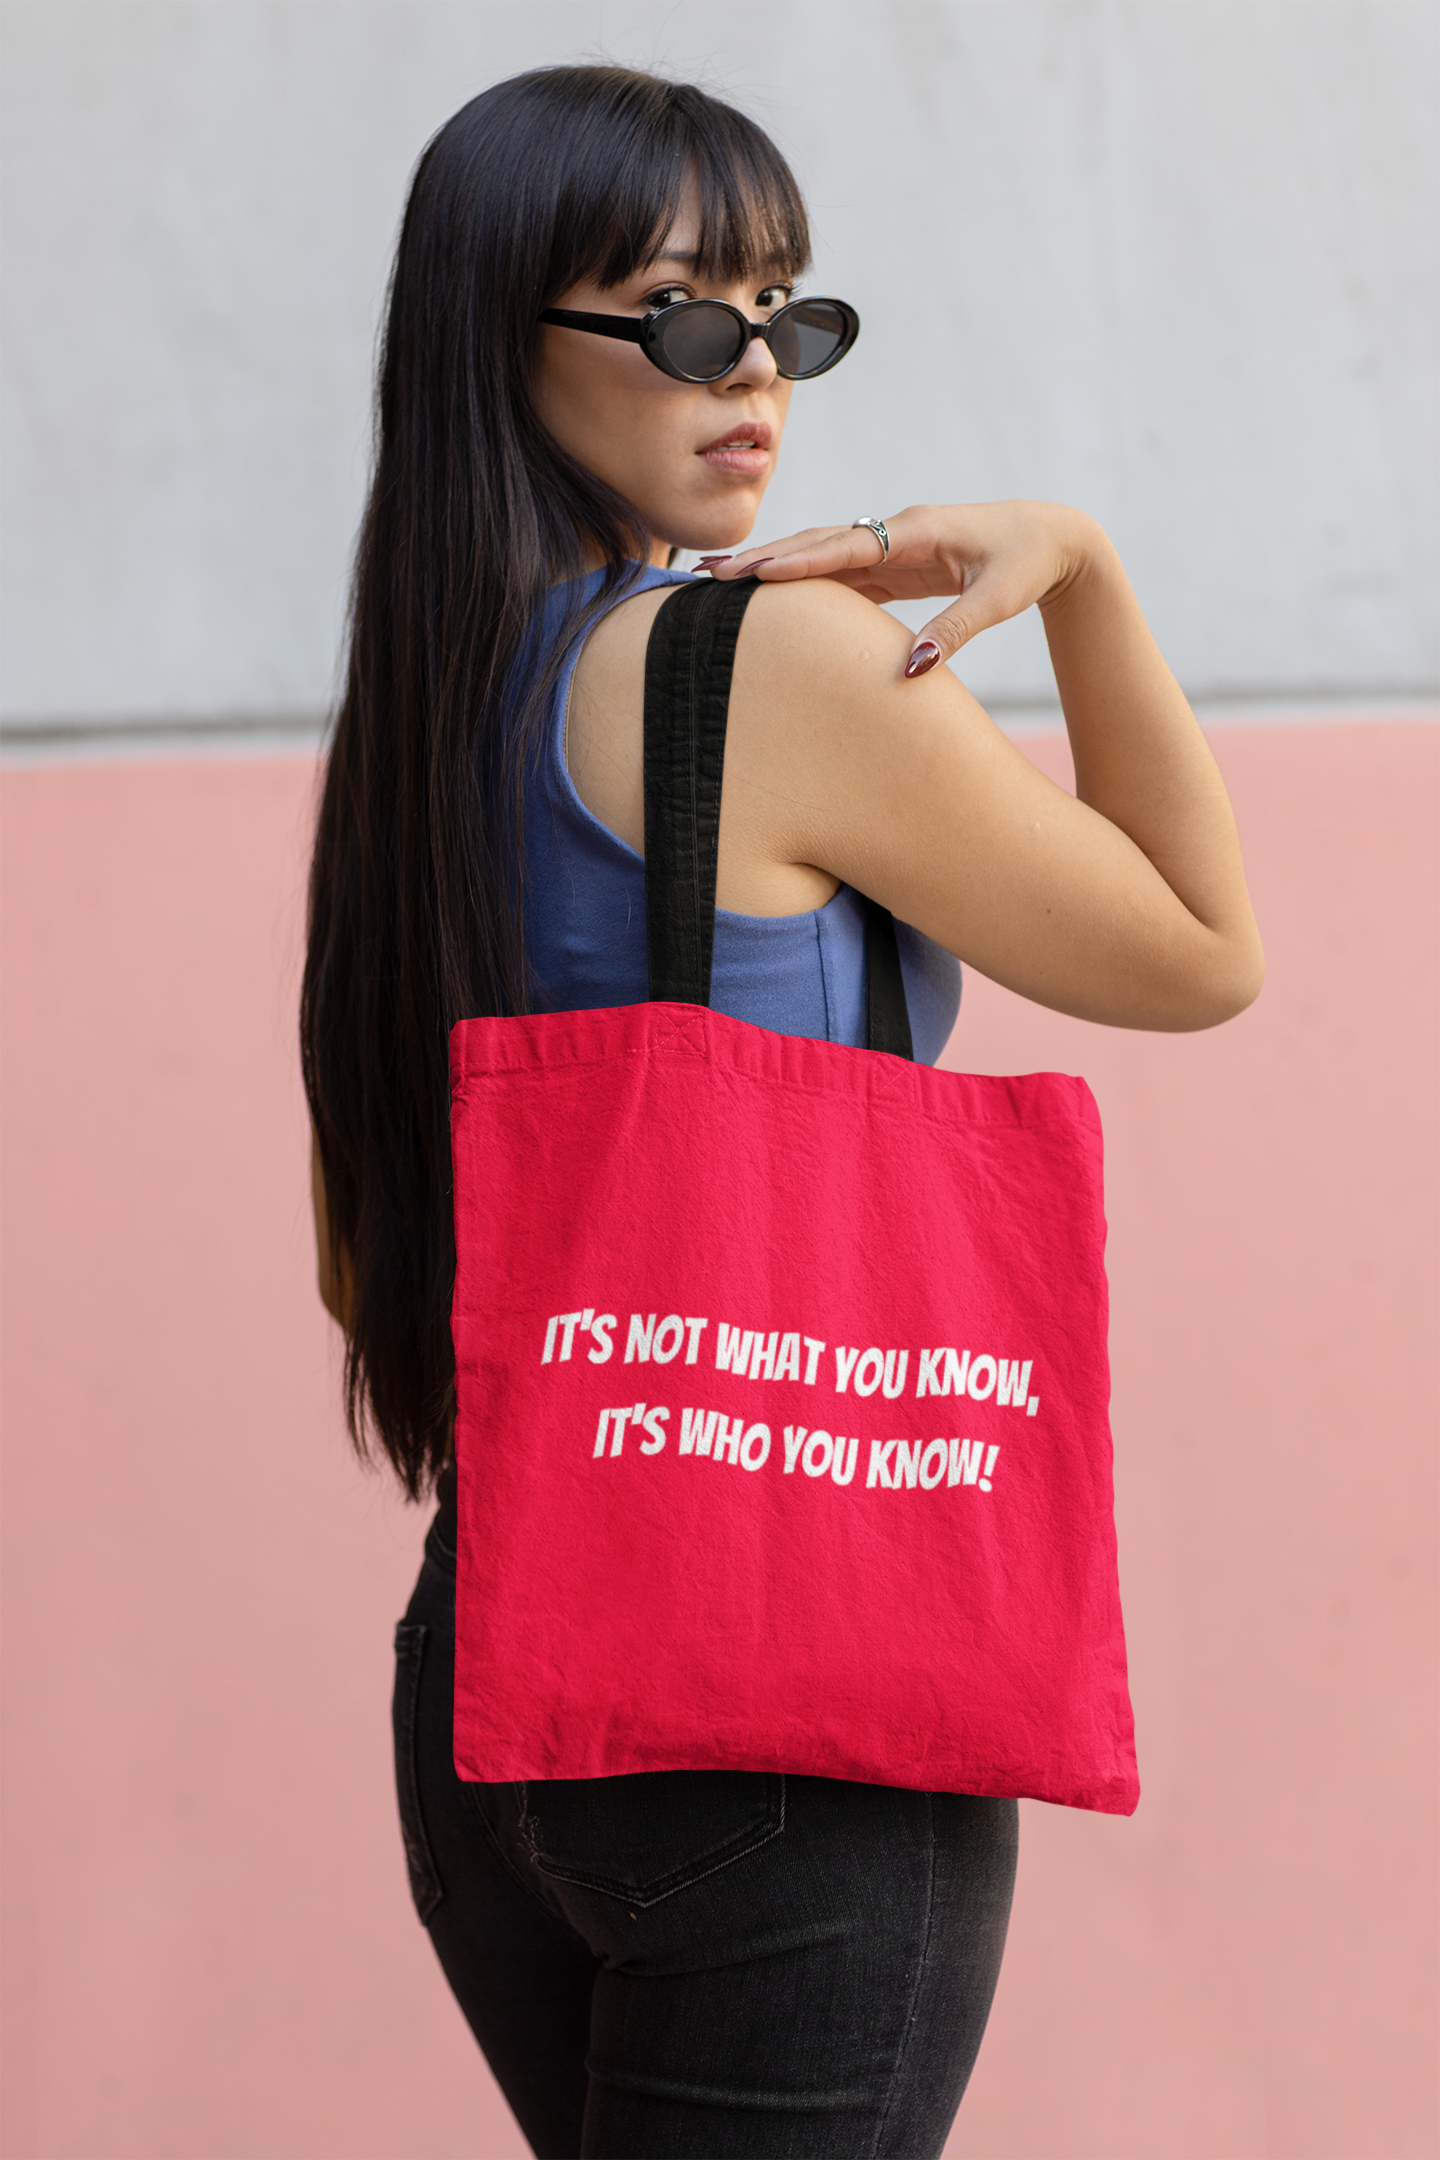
395;1506;1018;2159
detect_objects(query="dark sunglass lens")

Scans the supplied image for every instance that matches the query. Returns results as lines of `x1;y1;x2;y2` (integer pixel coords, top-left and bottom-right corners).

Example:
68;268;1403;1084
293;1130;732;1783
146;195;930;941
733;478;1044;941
658;300;748;380
769;299;849;379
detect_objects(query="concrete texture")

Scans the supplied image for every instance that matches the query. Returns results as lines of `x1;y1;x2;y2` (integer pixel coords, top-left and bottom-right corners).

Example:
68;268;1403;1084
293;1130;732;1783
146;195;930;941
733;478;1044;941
3;0;1436;728
2;723;1436;2158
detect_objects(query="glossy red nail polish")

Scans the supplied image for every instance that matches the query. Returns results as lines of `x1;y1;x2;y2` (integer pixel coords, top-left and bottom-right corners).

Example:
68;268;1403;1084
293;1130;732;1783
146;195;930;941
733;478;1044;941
694;555;731;567
904;640;942;679
746;558;775;572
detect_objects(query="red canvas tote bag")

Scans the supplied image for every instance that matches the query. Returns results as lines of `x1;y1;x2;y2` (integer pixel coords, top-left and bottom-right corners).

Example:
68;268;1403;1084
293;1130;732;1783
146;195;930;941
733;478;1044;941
449;577;1138;1814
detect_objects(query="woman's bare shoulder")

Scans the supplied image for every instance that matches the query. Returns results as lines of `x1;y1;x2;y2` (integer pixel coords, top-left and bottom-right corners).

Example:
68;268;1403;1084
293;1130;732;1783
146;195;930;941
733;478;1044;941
570;579;676;703
576;572;917;716
725;574;991;800
739;571;916;667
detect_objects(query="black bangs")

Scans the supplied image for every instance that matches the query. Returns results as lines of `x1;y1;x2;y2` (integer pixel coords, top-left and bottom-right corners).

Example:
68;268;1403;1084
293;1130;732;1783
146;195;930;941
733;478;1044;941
527;68;812;296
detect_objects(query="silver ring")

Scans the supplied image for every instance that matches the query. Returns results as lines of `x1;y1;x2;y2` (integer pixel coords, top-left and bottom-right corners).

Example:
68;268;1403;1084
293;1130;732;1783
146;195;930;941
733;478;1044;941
852;516;890;563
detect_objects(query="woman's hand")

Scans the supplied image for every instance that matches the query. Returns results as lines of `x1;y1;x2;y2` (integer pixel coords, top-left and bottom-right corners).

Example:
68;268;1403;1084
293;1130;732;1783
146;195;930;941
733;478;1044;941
699;502;1099;675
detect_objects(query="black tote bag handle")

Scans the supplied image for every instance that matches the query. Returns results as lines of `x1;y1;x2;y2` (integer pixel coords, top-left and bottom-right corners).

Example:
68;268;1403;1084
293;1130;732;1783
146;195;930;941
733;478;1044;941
642;576;914;1061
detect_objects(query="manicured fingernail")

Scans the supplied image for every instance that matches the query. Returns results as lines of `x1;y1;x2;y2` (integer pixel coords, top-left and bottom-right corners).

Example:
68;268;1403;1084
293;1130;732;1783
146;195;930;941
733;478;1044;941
694;555;731;567
746;558;775;572
904;640;942;679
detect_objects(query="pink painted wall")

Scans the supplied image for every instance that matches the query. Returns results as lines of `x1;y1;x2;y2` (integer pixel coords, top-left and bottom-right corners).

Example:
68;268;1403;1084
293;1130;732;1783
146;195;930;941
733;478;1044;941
2;723;1436;2160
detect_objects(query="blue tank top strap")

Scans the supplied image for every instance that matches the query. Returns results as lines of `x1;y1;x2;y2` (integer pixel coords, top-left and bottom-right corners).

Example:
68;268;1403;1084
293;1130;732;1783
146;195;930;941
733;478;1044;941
520;565;961;1064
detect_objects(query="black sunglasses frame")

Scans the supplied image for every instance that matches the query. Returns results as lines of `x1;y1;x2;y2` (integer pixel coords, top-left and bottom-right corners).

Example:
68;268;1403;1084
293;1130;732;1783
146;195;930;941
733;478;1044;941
538;295;860;383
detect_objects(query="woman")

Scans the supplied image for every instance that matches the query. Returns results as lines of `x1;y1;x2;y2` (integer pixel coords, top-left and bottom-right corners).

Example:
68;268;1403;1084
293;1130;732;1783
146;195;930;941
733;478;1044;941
303;64;1262;2160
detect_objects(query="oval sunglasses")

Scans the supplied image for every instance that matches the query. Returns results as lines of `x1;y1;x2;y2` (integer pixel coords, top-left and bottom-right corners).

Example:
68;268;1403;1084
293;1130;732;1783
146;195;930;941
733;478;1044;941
538;294;859;384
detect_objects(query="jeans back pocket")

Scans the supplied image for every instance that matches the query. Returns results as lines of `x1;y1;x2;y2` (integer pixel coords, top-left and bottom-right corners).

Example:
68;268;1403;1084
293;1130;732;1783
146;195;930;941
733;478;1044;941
519;1769;785;1907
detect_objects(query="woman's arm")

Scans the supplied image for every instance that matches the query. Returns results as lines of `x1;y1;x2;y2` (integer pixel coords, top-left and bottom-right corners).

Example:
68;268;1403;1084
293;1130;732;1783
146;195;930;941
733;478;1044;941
311;1123;351;1327
709;504;1263;1032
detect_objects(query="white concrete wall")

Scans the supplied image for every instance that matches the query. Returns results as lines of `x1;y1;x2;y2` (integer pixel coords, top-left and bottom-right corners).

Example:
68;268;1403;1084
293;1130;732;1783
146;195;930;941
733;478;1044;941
3;0;1435;730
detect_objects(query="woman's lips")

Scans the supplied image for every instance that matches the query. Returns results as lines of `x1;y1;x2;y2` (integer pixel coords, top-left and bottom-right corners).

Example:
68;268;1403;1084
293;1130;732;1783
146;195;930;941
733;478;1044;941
697;423;772;476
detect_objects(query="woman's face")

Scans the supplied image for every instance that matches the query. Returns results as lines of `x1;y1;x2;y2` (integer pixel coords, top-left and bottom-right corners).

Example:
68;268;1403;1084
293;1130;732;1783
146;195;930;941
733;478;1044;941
532;194;795;563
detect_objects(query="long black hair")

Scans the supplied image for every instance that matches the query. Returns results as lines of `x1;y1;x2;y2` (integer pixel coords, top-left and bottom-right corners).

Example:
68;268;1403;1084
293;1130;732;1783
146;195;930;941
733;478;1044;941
300;66;811;1498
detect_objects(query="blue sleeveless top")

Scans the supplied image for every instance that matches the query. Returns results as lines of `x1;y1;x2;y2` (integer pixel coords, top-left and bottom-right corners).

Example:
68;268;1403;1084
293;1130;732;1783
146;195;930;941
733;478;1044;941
521;566;961;1064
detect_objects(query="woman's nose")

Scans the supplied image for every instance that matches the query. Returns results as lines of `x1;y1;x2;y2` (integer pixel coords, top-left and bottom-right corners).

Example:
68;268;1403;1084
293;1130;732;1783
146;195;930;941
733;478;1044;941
720;327;779;391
